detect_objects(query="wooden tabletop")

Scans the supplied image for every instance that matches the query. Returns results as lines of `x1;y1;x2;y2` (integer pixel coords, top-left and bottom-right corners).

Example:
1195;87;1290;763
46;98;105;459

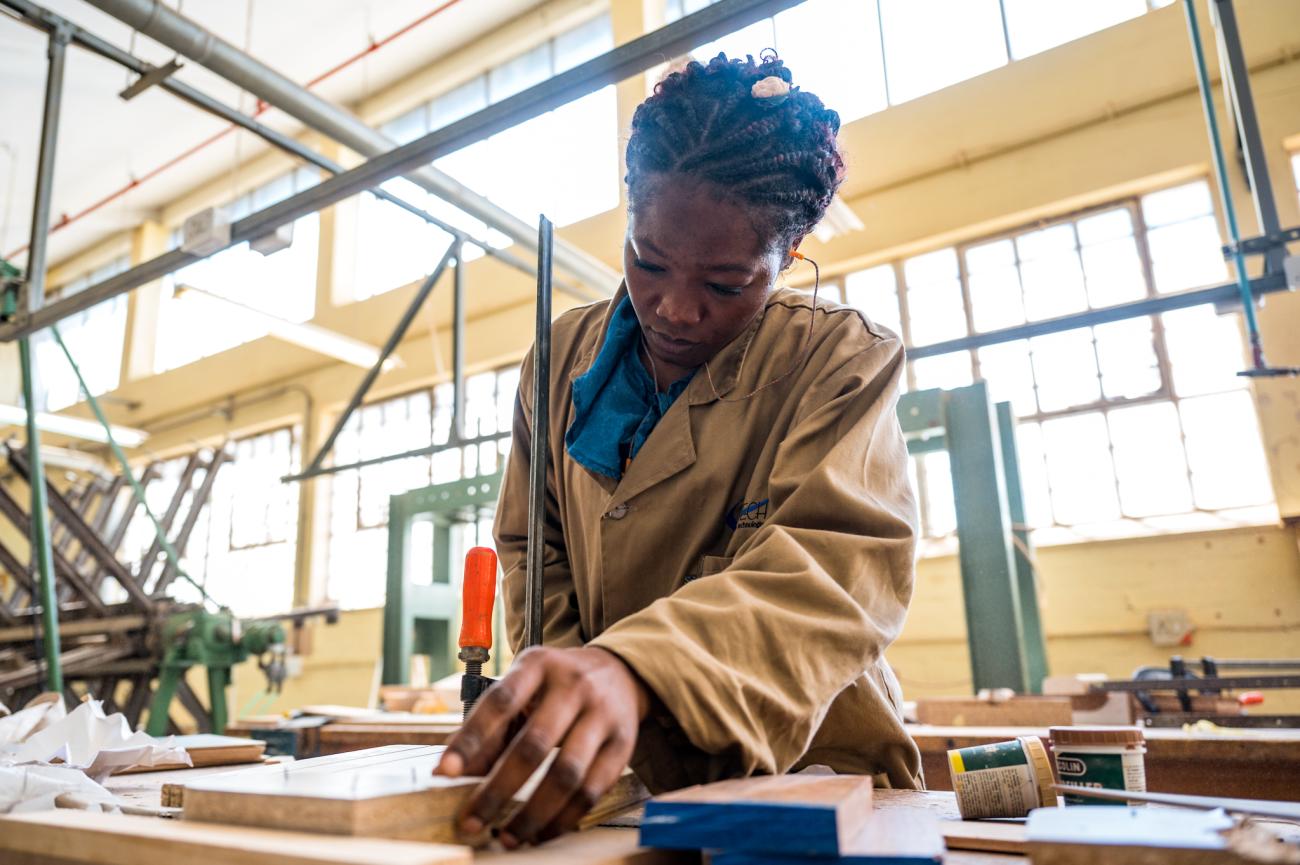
90;764;1023;864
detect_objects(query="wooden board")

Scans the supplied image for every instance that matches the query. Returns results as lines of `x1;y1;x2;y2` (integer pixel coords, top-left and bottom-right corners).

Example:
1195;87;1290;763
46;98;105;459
116;734;267;774
914;697;1073;728
939;821;1028;855
709;808;944;864
319;723;460;755
183;745;474;842
640;775;874;857
908;724;1300;802
0;810;470;865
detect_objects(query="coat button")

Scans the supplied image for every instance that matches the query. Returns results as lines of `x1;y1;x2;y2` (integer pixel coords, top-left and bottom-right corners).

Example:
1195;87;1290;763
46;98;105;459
606;503;628;520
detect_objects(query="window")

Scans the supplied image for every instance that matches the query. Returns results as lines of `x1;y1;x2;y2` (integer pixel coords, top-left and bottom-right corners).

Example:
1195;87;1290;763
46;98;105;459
117;428;301;617
156;167;320;371
670;0;1171;112
839;180;1275;546
326;366;519;609
351;15;618;301
31;256;131;411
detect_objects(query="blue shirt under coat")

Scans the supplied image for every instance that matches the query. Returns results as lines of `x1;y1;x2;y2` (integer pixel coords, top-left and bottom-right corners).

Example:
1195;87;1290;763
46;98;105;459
565;296;695;480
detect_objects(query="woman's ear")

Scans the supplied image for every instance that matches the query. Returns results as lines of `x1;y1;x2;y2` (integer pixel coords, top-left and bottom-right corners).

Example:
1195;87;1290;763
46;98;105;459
781;235;807;271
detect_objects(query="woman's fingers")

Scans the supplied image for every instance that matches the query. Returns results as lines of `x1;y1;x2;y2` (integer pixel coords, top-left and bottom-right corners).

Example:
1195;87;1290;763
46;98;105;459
498;710;608;846
457;679;585;834
435;649;547;779
533;738;634;845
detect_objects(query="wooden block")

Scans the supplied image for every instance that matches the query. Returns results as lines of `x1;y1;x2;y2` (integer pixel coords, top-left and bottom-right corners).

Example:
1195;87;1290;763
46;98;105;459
914;696;1073;727
318;723;460;755
183;745;473;842
938;820;1027;855
640;775;874;857
116;734;267;774
0;810;470;865
476;826;697;865
709;809;943;864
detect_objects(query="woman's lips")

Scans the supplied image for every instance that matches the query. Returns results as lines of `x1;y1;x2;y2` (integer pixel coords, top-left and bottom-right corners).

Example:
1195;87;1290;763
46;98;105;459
645;327;698;357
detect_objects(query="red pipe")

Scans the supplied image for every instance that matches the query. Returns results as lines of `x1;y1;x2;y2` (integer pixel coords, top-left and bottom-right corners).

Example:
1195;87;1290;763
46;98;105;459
6;0;466;262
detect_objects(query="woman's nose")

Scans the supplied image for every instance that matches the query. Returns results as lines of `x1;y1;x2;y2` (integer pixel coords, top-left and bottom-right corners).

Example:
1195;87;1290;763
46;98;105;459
656;284;700;328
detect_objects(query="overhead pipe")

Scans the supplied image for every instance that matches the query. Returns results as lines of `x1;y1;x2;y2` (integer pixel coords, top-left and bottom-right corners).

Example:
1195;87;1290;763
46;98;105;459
81;0;619;297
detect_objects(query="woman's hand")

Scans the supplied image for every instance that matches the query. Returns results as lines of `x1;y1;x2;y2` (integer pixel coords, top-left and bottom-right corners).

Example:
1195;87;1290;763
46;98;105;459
434;645;650;847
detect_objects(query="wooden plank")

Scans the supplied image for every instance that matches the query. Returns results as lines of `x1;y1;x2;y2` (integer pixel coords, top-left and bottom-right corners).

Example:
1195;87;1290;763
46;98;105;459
710;809;944;864
908;724;1300;801
116;734;267;774
319;723;460;755
183;745;473;842
939;821;1028;855
476;827;697;865
914;697;1072;728
640;775;874;857
0;810;470;865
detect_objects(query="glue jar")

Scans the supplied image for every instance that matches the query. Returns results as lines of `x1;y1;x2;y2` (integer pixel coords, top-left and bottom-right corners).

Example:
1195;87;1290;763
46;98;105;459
947;736;1058;819
1049;726;1147;806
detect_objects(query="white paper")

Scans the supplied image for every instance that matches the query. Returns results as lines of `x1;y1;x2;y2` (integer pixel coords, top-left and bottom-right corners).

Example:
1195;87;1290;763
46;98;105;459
0;764;118;814
0;696;66;746
8;700;190;782
1027;805;1234;850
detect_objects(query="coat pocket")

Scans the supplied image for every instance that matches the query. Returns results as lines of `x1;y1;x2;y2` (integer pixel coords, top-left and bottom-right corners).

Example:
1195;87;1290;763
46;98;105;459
684;555;733;583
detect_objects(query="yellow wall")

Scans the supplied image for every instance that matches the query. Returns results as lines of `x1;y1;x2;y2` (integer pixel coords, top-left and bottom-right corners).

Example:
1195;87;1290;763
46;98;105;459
8;0;1300;722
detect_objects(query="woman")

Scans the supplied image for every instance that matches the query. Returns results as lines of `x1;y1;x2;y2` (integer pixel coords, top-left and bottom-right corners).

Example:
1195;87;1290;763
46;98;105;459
435;52;920;846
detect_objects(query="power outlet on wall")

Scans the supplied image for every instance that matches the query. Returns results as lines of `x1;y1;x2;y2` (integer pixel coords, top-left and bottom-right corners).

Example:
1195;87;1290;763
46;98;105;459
1148;609;1194;647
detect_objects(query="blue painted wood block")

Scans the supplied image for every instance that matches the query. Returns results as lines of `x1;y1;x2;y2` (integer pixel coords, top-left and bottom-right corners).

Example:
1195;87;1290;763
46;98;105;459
709;809;944;865
640;775;875;856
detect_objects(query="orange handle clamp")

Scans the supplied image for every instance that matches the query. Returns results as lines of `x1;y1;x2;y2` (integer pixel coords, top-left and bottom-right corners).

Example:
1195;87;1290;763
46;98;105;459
458;546;498;650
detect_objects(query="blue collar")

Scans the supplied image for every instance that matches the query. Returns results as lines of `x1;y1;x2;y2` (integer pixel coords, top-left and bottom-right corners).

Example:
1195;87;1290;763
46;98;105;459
564;296;694;480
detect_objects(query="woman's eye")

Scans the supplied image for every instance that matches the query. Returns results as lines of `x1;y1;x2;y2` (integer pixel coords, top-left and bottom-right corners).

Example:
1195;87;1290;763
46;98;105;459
633;259;664;273
709;283;744;297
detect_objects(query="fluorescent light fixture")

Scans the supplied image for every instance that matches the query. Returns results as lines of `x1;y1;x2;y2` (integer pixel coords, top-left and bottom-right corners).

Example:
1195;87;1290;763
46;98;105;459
176;284;400;371
812;195;865;244
0;404;148;447
34;445;114;479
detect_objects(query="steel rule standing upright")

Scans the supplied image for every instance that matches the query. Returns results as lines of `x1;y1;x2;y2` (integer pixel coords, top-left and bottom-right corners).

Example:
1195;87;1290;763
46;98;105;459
523;217;554;649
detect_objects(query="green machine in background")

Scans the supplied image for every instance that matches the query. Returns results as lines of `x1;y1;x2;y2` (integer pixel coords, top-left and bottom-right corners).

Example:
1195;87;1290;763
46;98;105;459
146;609;285;736
381;383;1046;695
382;472;503;686
898;382;1048;695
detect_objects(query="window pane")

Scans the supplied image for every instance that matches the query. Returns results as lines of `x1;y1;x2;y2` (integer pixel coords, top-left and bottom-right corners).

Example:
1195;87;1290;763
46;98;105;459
692;18;777;67
1179;391;1273;509
1030;329;1100;412
1016;224;1088;320
554;14;612;72
912;353;974;391
1162;306;1245;396
1040;412;1121;524
32;256;131;410
844;264;902;336
1141;181;1215;228
775;0;887;123
381;106;427;144
1077;210;1145;308
1107;402;1193;516
902;248;967;345
1003;0;1146;60
965;239;1025;332
978;340;1037;416
488;43;549;101
920;451;957;536
1146;216;1226;293
1094;318;1161;400
354;180;450;300
1014;421;1055;528
880;0;1008;104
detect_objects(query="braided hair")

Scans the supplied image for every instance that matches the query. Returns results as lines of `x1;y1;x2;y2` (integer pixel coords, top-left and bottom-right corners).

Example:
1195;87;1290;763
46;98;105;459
625;51;845;251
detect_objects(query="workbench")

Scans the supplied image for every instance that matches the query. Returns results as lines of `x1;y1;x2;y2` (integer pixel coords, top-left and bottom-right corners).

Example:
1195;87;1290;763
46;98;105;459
909;724;1300;801
0;762;1027;865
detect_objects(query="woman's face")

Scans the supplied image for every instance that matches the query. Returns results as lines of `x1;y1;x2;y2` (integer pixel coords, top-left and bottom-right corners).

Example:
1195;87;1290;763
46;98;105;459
624;172;787;379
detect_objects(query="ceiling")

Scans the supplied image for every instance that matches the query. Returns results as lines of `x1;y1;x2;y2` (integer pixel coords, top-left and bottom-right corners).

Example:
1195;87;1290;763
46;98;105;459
0;0;547;273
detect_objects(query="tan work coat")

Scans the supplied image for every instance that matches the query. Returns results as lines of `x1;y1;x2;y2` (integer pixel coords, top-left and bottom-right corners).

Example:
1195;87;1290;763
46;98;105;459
495;284;922;793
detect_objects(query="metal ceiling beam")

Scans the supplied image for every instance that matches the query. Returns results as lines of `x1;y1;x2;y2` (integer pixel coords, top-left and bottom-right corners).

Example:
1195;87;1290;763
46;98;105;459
80;0;619;296
0;0;581;300
0;0;805;342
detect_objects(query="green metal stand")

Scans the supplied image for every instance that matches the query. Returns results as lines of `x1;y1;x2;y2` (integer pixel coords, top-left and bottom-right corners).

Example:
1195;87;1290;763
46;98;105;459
898;383;1048;694
145;609;284;735
382;471;502;686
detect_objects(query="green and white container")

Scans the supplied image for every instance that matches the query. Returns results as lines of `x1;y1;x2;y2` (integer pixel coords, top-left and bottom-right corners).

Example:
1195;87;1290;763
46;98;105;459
1049;725;1147;806
947;735;1058;819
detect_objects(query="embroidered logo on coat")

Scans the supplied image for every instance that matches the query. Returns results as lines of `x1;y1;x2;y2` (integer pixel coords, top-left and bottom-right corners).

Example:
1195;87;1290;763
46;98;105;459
726;498;769;530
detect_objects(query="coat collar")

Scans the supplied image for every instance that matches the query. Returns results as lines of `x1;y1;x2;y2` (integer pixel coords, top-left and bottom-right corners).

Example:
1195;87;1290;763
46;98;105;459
567;281;772;408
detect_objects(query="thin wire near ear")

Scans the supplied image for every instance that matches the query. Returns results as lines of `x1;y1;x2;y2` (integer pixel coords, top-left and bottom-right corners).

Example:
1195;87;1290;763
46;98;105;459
704;252;820;402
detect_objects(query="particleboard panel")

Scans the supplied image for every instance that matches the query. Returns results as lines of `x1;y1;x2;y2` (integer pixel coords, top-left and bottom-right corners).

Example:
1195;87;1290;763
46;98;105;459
0;810;471;865
183;745;473;842
640;775;874;857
